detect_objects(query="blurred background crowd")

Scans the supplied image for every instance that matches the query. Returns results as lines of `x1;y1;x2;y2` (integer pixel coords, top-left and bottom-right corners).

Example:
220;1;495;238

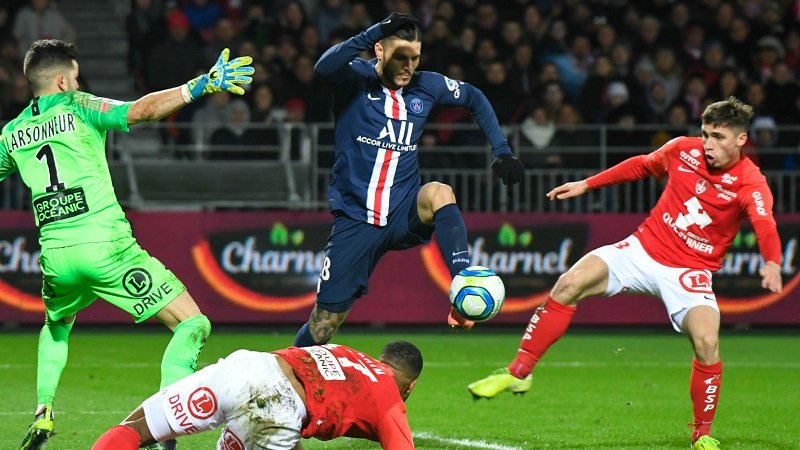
0;0;798;171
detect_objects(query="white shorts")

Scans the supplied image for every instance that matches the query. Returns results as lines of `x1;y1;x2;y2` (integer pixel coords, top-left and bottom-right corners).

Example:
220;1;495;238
589;235;719;332
141;350;307;450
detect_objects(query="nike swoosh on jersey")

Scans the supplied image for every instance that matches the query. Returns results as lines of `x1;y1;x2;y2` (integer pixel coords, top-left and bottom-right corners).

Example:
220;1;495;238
677;165;694;172
367;94;380;100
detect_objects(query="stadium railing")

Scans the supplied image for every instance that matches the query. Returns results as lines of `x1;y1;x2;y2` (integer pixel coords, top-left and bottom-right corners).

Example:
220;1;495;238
1;122;797;214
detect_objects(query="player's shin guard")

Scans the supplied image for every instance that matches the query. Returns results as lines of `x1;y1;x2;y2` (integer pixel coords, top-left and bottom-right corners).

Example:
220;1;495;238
689;358;722;442
37;315;75;406
91;425;140;450
433;204;470;277
160;314;211;388
508;299;576;379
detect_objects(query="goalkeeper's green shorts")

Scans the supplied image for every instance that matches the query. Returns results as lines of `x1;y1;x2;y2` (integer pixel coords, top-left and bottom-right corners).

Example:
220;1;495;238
39;237;186;323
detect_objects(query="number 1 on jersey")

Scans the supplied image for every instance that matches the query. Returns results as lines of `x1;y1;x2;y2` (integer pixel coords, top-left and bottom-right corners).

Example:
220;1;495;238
36;144;65;192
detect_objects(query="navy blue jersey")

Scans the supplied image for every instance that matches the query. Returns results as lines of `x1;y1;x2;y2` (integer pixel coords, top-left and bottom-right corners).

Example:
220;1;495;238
316;24;512;226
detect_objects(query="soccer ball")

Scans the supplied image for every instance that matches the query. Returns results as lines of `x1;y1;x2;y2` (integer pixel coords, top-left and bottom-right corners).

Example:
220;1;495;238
449;266;505;322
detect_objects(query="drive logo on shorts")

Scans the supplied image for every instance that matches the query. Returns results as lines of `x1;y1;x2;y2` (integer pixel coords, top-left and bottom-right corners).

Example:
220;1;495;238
122;268;152;297
188;387;218;420
220;428;245;450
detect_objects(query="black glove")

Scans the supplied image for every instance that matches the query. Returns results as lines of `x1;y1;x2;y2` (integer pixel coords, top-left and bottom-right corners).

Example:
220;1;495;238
491;153;525;185
379;12;420;38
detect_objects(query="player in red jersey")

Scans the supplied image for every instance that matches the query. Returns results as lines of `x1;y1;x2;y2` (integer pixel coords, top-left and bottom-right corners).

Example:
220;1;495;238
91;341;422;450
467;97;783;450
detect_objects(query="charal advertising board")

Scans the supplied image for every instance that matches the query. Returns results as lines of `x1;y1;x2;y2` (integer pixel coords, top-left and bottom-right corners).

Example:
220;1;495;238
0;212;797;325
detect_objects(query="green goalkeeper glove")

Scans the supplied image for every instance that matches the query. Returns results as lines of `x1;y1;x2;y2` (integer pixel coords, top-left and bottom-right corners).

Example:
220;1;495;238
181;48;255;103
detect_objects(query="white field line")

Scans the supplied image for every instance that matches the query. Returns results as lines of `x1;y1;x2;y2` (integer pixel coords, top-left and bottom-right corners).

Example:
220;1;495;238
414;431;524;450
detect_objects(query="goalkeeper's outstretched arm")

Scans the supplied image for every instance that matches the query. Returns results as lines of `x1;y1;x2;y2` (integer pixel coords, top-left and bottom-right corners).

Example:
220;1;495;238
127;48;254;125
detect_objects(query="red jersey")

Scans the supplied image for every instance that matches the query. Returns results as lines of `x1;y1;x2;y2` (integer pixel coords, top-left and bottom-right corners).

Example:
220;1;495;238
587;136;781;270
273;344;414;449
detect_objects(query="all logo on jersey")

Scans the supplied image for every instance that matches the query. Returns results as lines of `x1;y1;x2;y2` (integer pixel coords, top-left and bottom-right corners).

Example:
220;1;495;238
690;148;702;158
409;97;423;113
188;387;218;420
695;179;709;195
680;150;702;168
122;268;152;297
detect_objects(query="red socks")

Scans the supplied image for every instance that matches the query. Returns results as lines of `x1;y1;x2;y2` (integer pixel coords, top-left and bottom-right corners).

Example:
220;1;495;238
91;425;140;450
508;299;576;379
689;358;723;441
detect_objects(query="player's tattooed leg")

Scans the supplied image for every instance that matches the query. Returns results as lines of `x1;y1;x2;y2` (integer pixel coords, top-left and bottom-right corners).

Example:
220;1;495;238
308;306;349;344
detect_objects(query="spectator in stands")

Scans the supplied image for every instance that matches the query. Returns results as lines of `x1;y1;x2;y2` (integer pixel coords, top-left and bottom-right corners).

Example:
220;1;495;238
520;105;561;168
423;16;458;74
643;77;674;123
682;74;710;121
209;99;261;160
182;0;224;42
497;21;524;57
652;47;682;105
192;90;232;156
594;22;618;56
507;43;536;99
710;67;745;101
241;3;268;48
145;10;203;93
481;61;522;125
299;24;324;59
745;81;769;115
680;22;707;68
540;80;567;119
204;17;240;64
0;5;13;42
271;0;308;44
126;0;161;93
248;83;281;148
765;61;799;124
633;15;664;61
315;0;347;43
783;27;800;71
580;55;614;123
727;15;755;70
553;103;598;169
752;35;784;83
473;2;500;45
2;71;30;119
12;0;76;52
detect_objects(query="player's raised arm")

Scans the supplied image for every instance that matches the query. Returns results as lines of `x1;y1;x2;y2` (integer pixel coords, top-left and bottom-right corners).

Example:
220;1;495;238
127;48;253;125
431;75;524;185
315;13;419;78
548;137;677;200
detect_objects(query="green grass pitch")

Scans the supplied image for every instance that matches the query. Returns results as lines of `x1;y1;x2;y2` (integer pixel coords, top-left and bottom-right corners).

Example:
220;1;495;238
1;327;798;449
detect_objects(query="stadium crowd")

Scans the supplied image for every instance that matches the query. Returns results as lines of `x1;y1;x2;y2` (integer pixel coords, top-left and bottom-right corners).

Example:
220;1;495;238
0;0;798;170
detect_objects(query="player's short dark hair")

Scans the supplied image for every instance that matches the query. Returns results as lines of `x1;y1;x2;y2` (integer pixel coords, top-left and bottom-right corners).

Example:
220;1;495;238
701;96;754;132
23;39;78;92
381;340;423;378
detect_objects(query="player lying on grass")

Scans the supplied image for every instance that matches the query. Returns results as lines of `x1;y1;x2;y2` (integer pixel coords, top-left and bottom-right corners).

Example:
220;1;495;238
92;340;423;450
467;97;783;450
2;39;253;450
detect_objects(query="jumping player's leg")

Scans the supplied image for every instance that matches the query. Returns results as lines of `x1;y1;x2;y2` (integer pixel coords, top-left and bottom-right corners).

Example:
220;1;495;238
416;182;473;327
295;214;378;347
416;182;470;278
295;304;350;347
155;291;211;388
36;313;75;408
682;305;722;444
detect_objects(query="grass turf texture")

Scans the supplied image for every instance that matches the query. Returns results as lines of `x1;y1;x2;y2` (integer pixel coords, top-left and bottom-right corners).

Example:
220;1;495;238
1;328;798;449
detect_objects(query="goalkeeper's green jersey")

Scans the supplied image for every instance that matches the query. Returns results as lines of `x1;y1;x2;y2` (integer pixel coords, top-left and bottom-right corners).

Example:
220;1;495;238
0;91;133;250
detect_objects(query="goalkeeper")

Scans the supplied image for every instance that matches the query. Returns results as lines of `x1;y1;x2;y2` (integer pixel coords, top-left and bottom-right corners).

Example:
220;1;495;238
1;39;253;450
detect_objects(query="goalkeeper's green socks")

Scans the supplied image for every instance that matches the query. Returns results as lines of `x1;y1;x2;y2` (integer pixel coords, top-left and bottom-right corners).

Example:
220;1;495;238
160;314;211;388
36;316;74;406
